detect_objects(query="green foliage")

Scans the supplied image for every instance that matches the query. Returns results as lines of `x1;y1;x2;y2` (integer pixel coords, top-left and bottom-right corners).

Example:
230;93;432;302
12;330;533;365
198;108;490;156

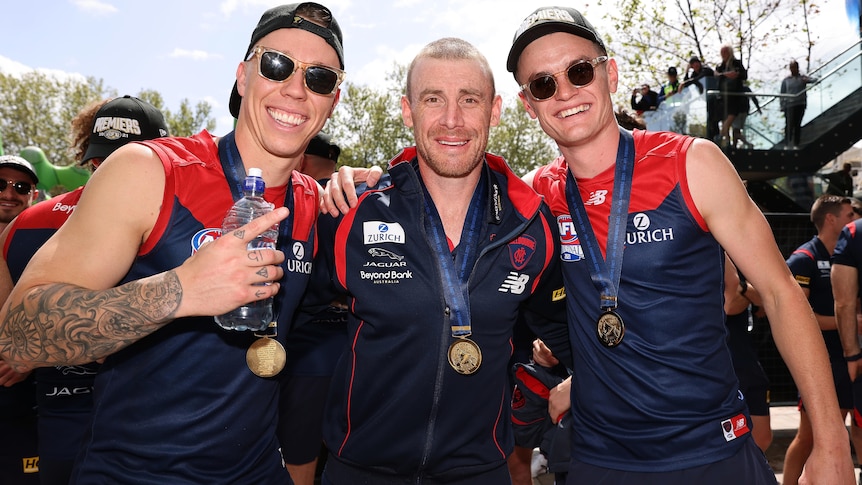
604;0;821;109
0;72;109;166
327;64;412;168
488;99;558;176
0;73;215;166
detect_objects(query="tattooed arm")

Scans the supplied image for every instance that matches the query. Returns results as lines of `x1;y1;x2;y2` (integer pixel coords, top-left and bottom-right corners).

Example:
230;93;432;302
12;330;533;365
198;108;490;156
0;143;288;372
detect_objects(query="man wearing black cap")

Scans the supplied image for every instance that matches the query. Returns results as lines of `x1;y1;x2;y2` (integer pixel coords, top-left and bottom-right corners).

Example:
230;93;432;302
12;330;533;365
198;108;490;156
0;95;167;485
658;66;680;106
506;5;854;484
680;55;719;139
0;3;345;483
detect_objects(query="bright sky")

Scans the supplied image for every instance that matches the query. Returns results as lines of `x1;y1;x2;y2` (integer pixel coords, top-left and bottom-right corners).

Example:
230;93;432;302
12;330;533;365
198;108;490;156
1;0;859;137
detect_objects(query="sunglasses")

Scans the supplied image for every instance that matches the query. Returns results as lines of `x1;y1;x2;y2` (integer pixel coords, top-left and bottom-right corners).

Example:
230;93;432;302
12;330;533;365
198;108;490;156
0;179;33;196
247;46;345;96
520;56;609;101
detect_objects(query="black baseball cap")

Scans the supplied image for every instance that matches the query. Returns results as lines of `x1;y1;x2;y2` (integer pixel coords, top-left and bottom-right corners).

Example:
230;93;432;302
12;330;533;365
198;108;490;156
82;95;169;164
507;6;607;73
689;56;701;64
229;2;344;118
305;132;341;162
667;66;678;75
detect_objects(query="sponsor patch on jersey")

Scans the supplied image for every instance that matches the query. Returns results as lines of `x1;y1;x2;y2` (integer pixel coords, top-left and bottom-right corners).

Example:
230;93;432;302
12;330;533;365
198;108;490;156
720;413;750;442
557;214;584;262
22;456;39;474
508;235;537;270
368;247;404;261
285;241;312;274
794;274;811;286
626;213;675;245
191;228;221;254
551;287;566;302
363;221;406;245
499;272;530;294
817;260;831;270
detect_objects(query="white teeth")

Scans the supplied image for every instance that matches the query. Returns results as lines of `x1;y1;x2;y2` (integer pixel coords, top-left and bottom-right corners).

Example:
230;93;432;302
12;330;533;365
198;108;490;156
439;140;467;146
560;104;590;118
267;108;306;126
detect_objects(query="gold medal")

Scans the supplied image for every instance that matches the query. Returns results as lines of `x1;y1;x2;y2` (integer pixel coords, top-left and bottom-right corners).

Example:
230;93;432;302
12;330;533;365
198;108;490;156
448;338;482;375
246;337;286;378
596;310;625;347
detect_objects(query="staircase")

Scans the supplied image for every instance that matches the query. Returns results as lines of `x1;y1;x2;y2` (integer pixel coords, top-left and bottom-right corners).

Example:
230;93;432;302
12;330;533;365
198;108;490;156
642;39;862;211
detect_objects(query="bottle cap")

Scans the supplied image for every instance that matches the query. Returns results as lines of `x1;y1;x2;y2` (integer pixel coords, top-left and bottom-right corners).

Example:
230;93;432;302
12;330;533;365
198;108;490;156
248;167;263;177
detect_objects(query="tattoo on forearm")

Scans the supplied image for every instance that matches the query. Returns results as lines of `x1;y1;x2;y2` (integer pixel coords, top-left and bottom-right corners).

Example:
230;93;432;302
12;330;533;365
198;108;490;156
0;271;183;370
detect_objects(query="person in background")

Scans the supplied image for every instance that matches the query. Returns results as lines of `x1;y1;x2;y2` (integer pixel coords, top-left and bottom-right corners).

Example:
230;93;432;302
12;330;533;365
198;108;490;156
679;55;718;140
714;45;747;146
0;154;40;485
507;5;854;483
279;132;346;485
825;162;854;197
0;95;168;485
723;255;772;453
630;83;658;115
780;60;816;149
657;66;680;106
0;3;345;483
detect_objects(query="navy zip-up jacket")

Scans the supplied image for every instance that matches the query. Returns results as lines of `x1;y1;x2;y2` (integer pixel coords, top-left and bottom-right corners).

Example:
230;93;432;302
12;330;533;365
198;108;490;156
305;147;564;483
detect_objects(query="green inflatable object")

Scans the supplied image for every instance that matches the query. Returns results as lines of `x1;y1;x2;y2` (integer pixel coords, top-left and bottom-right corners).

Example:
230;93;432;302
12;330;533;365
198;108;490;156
18;146;91;196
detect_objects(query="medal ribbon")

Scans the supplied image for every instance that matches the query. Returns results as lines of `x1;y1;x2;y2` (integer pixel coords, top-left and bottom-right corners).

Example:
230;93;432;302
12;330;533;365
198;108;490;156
418;161;489;338
217;132;294;336
564;128;635;312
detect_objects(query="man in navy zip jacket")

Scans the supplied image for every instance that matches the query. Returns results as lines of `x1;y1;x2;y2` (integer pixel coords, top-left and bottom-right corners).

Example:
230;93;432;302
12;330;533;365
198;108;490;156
308;37;567;484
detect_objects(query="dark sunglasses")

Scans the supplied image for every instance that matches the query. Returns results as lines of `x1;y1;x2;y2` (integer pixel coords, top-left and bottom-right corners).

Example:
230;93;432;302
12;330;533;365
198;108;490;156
247;46;345;96
520;56;609;101
0;179;33;195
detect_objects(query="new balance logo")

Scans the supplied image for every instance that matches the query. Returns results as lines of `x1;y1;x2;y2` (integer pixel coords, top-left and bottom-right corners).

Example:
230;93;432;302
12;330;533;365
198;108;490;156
499;272;530;294
585;189;608;206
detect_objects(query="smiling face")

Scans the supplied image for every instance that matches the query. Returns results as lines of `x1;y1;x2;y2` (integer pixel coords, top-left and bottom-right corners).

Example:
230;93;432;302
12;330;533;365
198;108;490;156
235;27;341;167
401;56;501;179
0;167;35;224
515;32;618;152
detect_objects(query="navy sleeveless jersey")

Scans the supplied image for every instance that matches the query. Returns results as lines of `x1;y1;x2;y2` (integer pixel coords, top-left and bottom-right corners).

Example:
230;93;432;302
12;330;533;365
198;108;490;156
67;131;318;484
532;130;749;472
4;187;103;464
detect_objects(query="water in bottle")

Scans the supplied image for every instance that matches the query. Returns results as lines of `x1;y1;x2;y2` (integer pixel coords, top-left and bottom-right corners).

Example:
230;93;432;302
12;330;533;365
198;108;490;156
214;167;279;331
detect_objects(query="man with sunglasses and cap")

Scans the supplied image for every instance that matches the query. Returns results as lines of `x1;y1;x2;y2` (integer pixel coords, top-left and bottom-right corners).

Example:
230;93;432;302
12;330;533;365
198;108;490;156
0;95;168;485
0;3;344;483
506;6;854;484
0;155;38;232
0;154;39;485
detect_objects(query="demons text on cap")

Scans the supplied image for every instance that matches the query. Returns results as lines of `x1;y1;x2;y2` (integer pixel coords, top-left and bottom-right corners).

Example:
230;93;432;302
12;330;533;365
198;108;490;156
507;6;607;73
229;2;344;118
82;95;169;164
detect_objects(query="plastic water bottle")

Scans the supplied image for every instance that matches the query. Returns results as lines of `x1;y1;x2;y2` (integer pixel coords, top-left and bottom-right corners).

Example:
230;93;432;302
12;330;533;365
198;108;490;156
214;168;279;331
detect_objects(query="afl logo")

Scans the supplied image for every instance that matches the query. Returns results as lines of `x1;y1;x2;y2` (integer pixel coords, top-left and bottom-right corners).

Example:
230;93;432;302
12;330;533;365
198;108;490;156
191;228;222;254
102;129;123;141
557;214;579;244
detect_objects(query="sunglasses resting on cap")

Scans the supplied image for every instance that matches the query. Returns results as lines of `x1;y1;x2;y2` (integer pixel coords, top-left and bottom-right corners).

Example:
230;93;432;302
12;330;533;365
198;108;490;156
248;46;345;96
520;56;608;101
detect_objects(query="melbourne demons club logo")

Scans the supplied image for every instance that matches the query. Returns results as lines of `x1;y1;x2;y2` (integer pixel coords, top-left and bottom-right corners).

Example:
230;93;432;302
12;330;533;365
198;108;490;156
191;228;222;254
508;235;536;270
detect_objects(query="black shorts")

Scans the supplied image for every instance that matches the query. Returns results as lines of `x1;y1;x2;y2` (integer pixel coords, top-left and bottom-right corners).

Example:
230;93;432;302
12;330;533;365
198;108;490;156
744;386;770;416
564;437;776;485
278;374;331;464
0;416;40;484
